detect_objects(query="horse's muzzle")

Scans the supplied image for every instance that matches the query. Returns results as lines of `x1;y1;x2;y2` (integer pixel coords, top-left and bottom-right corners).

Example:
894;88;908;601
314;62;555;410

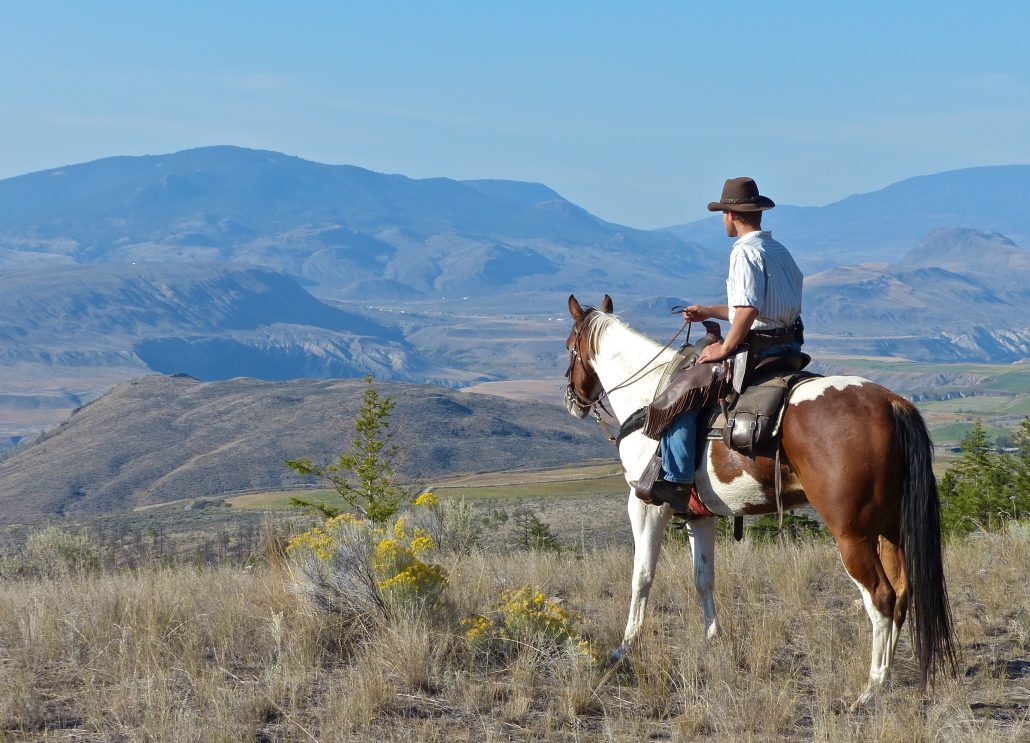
563;387;591;419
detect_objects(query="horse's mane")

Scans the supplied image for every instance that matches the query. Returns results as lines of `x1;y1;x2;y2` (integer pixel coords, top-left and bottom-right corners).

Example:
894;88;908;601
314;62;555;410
583;310;660;359
582;310;624;355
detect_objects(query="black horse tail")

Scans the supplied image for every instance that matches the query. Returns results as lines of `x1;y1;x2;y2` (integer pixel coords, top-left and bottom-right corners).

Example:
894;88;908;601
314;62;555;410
893;399;957;689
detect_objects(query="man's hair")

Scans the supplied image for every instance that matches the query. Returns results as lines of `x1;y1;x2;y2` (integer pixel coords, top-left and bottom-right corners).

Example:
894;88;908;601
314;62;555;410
726;210;762;229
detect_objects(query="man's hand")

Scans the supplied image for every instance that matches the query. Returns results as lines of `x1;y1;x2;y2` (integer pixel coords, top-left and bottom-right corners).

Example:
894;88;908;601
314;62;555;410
698;341;730;364
682;305;711;322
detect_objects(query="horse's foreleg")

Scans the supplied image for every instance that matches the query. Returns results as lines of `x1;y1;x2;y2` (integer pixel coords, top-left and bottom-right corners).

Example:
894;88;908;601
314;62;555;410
612;491;671;663
686;517;720;639
839;536;899;711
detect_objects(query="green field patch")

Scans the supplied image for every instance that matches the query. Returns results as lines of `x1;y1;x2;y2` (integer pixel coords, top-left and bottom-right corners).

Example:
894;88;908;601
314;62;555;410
224;463;626;510
930;421;1012;444
433;462;620;488
918;396;1017;416
227;489;340;510
983;368;1030;394
431;473;627;502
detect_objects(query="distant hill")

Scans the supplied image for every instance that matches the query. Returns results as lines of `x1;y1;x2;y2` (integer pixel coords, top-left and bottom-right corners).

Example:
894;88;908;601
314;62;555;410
0;145;722;300
0;262;466;383
895;226;1030;287
0;375;615;520
803;227;1030;360
661;165;1030;271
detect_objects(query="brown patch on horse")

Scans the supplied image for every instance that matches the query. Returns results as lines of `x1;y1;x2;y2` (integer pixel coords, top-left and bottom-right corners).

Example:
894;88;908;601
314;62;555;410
740;490;809;515
710;441;744;484
740;454;807;514
711;440;802;491
707;441;806;514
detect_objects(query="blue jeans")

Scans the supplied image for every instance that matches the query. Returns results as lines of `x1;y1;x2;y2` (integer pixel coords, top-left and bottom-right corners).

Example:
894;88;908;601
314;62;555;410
659;342;802;483
660;408;699;483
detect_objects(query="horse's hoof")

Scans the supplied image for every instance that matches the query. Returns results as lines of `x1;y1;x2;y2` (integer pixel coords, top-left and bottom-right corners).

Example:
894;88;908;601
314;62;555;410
605;647;629;669
829;699;851;715
848;689;876;713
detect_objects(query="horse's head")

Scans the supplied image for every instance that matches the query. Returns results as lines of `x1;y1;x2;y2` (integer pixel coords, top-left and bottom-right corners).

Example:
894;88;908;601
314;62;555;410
563;293;613;418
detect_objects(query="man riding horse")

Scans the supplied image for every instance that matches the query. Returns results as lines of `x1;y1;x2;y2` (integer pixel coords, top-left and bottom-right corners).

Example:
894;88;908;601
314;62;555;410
563;180;956;705
636;176;805;512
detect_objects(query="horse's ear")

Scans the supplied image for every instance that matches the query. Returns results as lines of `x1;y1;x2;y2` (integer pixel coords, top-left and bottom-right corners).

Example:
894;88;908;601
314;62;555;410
568;294;585;321
601;294;613;313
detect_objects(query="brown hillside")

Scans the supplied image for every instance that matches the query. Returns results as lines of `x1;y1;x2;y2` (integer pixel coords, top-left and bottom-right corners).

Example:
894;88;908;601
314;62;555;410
0;375;615;520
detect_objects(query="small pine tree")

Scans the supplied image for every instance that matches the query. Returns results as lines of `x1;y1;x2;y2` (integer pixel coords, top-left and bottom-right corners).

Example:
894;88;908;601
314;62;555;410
1010;417;1030;514
512;510;562;553
745;512;826;542
939;418;1023;534
286;376;408;526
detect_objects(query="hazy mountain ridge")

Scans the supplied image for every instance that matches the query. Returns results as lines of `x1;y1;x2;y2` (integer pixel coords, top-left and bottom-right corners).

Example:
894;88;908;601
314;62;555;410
0;146;721;300
0;375;615;520
0;262;461;381
1;149;1027;460
661;165;1030;272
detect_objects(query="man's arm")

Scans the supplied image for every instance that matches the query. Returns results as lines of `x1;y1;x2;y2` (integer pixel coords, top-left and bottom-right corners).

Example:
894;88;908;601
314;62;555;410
697;306;758;363
682;304;729;322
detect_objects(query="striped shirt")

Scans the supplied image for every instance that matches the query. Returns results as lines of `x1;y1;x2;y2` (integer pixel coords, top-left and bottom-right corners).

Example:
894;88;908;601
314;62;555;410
726;230;803;330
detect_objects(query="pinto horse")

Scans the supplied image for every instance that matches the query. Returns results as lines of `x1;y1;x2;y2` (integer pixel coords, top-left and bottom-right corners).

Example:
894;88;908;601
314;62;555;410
563;294;955;710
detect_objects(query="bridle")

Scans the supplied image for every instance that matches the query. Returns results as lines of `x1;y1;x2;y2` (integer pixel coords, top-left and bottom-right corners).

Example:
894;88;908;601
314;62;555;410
563;315;602;409
564;308;691;444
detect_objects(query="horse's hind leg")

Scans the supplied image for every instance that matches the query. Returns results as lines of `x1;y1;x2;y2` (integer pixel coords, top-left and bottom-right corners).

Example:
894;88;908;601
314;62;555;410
612;492;672;663
686;517;720;639
839;536;899;710
879;536;909;661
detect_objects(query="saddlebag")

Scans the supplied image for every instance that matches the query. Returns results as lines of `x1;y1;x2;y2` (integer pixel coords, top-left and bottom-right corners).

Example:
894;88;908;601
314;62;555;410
721;371;820;458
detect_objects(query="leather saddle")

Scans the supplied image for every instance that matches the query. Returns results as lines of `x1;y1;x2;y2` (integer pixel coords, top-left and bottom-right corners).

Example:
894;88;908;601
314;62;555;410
707;361;820;459
627;349;820;504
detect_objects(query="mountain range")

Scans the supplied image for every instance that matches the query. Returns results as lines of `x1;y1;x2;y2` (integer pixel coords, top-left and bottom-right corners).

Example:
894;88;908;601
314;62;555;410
800;226;1030;359
0;145;721;300
0;147;1028;461
661;165;1030;272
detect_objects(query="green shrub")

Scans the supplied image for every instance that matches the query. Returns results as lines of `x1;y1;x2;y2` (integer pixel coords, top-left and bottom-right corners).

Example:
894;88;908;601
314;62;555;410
24;526;101;576
285;376;410;526
286;503;449;617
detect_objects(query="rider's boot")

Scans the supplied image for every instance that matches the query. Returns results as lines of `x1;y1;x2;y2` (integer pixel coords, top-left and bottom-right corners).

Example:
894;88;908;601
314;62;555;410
632;479;701;519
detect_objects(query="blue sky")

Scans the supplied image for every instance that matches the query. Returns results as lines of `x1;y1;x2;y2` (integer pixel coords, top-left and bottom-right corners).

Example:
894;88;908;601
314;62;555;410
2;1;1028;227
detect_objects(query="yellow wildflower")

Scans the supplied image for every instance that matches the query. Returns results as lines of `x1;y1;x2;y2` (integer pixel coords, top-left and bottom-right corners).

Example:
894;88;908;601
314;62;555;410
461;614;493;642
410;529;435;555
414;491;439;507
325;512;362;528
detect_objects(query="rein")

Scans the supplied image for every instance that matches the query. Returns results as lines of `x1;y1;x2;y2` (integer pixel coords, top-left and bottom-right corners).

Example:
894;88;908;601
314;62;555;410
566;311;691;445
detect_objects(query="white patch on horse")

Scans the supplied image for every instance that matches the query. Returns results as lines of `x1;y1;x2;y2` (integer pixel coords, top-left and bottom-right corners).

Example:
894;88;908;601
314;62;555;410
790;375;871;405
619;432;659;483
849;577;897;708
693;443;766;516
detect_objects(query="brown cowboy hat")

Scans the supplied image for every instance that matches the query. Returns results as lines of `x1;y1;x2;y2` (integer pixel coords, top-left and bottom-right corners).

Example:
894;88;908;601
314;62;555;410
707;176;775;212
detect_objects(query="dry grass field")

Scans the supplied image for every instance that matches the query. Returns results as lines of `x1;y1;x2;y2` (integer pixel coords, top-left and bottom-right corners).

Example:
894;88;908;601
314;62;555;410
1;527;1027;741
